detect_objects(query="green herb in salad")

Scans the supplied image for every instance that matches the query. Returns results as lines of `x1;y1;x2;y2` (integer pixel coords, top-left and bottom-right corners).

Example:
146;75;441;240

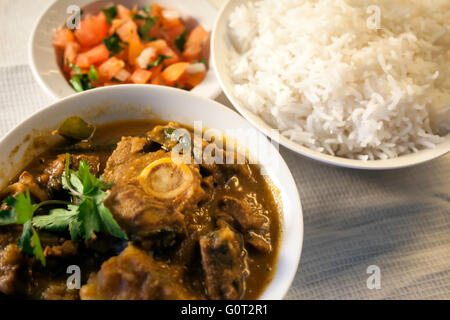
88;65;98;82
147;54;171;69
102;6;118;24
138;15;157;41
103;33;127;56
174;28;188;52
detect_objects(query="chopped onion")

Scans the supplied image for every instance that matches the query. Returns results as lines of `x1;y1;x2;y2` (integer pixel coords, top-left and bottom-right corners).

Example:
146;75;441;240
137;47;157;69
186;63;206;74
114;69;131;82
162;9;180;20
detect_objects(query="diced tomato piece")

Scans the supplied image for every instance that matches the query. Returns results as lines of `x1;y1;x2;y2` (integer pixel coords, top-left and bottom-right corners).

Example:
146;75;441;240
117;4;131;19
53;28;75;49
165;24;185;44
147;39;168;51
128;33;144;65
117;20;138;42
64;42;80;68
98;57;125;81
161;9;182;29
184;71;206;88
109;19;125;35
74;12;109;47
161;62;189;85
160;46;180;66
183;25;209;61
147;39;179;65
150;4;163;18
150;64;163;81
130;69;153;84
75;43;109;68
151;74;165;85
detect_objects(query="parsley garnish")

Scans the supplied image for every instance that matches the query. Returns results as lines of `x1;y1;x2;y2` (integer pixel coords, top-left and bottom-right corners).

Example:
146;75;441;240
147;54;171;69
66;60;95;92
32;154;127;242
102;33;127;56
138;16;157;41
102;6;118;24
0;191;67;266
88;65;98;82
70;74;94;93
174;28;188;52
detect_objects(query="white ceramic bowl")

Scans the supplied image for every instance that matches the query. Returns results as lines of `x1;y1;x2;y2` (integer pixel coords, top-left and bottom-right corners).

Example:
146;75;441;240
0;85;303;300
211;0;450;170
30;0;222;99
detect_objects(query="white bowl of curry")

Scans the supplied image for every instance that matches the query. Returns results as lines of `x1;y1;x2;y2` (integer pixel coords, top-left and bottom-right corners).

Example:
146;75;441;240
0;85;302;300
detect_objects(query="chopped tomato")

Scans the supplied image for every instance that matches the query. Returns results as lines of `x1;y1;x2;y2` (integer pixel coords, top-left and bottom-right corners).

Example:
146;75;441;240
161;62;189;85
130;69;153;84
98;57;126;81
184;71;206;88
128;34;144;66
74;12;109;47
117;4;131;19
53;28;75;49
165;24;185;44
64;42;80;68
183;25;209;61
75;43;109;68
150;4;163;18
116;20;138;42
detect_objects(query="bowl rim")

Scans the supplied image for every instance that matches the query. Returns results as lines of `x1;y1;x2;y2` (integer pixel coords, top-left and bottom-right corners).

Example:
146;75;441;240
29;0;223;100
0;84;303;300
211;0;450;170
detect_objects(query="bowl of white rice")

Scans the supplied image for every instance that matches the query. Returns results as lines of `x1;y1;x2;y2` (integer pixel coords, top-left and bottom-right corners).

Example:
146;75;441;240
211;0;450;169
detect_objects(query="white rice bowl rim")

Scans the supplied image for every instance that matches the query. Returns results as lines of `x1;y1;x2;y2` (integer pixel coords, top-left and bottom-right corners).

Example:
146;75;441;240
211;0;450;170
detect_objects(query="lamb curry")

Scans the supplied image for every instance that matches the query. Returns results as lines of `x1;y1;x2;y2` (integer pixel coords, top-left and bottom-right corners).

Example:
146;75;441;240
0;118;281;300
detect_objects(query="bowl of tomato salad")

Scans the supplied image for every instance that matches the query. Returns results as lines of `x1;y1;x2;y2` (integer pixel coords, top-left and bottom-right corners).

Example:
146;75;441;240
30;0;221;99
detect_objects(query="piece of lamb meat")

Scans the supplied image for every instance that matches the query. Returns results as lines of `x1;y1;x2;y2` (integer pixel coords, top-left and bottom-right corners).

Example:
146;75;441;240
103;184;186;251
200;226;247;300
79;245;195;300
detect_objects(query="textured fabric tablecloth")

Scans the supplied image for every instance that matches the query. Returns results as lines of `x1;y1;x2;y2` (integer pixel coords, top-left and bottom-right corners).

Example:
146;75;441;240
1;0;449;300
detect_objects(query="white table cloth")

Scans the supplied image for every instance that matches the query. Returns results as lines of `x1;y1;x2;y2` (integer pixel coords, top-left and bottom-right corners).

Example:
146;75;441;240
1;0;449;300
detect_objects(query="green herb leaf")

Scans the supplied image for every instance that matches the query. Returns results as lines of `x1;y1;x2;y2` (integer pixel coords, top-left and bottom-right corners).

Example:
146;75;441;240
103;33;127;56
58;155;127;241
70;74;94;93
88;65;98;82
147;54;171;69
174;28;188;52
18;221;46;266
32;206;78;232
138;16;157;41
102;6;118;24
132;13;146;20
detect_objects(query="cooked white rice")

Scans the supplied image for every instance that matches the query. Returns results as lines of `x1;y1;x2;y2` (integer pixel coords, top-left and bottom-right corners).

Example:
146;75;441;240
228;0;450;160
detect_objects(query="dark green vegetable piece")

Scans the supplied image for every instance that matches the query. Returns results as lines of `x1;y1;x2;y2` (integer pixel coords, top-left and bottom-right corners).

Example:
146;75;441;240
103;33;127;56
147;54;171;69
70;74;94;92
0;191;47;266
57;116;95;141
174;28;188;52
88;65;98;82
102;6;118;24
138;15;157;41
